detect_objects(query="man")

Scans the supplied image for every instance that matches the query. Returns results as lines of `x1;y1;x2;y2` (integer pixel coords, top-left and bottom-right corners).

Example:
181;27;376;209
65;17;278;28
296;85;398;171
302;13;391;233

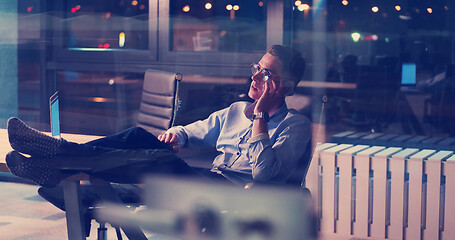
5;45;311;187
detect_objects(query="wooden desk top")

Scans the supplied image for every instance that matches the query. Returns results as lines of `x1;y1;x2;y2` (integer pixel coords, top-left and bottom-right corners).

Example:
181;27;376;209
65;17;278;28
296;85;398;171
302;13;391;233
0;129;102;171
184;74;247;85
183;75;357;90
298;81;356;89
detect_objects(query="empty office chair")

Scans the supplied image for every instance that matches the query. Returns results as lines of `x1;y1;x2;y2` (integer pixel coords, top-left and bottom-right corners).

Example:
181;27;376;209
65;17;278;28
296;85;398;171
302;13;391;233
136;70;182;136
38;69;183;240
423;67;455;136
340;65;400;132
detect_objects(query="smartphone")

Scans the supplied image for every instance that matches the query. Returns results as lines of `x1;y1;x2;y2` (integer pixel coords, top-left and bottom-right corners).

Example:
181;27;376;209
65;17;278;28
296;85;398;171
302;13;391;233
49;91;61;137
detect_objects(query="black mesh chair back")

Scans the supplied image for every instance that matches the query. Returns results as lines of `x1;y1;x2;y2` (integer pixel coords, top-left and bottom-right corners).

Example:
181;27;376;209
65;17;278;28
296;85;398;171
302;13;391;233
137;69;182;136
285;137;313;186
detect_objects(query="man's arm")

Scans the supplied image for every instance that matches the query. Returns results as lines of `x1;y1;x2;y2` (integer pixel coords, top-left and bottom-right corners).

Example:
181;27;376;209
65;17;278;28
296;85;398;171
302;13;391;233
248;116;311;182
251;75;288;137
247;72;309;182
159;107;229;151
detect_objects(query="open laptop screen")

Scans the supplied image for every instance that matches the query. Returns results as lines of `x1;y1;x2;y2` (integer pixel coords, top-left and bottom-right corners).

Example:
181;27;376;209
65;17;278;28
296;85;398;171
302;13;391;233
49;91;61;137
401;63;416;86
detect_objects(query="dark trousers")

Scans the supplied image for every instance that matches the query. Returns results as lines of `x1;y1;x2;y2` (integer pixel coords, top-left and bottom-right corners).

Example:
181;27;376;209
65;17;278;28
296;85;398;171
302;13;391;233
38;127;229;214
60;127;170;155
57;127;197;183
58;127;227;184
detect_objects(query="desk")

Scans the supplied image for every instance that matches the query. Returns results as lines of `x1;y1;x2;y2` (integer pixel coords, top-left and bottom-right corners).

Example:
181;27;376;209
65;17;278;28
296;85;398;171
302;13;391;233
182;76;358;89
295;81;357;99
298;81;356;90
0;129;102;172
183;74;247;85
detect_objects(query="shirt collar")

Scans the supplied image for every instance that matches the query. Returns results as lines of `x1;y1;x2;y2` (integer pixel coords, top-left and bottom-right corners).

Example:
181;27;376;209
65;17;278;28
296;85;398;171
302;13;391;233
244;101;288;121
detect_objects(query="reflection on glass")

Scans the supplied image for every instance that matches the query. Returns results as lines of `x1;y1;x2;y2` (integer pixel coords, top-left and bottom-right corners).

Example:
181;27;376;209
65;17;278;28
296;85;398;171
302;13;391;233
57;71;143;135
292;0;455;139
17;0;43;124
170;0;267;52
63;0;149;51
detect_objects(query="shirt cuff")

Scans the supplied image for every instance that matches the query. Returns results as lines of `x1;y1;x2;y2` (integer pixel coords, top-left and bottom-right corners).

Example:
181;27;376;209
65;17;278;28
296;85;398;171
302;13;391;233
165;127;187;148
248;133;269;143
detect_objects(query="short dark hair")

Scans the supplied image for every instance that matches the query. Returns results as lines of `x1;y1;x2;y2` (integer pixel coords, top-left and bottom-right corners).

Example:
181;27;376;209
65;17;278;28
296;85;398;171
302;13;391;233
267;45;306;86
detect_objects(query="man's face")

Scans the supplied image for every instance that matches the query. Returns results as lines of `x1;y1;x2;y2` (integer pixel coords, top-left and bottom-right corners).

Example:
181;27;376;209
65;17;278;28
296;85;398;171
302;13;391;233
248;53;283;100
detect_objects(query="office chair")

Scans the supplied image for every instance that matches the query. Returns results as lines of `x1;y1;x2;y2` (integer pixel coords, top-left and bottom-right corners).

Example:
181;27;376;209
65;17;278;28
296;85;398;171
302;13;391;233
136;70;182;136
242;95;325;240
39;71;318;239
341;65;400;132
38;69;183;240
423;68;455;136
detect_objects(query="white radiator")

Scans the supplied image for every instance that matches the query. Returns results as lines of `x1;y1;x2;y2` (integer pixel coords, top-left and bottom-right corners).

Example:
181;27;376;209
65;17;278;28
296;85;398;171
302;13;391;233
305;143;455;240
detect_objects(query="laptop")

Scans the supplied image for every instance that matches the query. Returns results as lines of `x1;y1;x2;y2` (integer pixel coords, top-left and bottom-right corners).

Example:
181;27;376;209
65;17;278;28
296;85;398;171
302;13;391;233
49;91;61;138
401;63;417;89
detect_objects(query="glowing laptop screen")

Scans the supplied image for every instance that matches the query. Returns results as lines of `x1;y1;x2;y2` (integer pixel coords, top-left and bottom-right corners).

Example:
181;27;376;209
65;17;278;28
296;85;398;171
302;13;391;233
49;91;61;137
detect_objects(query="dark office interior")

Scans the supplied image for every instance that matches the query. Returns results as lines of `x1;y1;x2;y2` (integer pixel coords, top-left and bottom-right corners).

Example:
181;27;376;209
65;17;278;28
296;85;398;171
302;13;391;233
1;0;455;239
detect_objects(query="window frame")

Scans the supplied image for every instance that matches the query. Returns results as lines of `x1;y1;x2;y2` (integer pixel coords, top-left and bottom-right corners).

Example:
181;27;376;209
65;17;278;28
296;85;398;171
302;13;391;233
52;0;159;64
157;0;292;77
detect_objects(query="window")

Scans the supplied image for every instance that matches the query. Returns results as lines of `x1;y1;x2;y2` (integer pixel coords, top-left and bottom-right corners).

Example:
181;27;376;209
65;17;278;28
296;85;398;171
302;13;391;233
158;0;267;71
292;0;455;139
53;0;157;63
56;70;143;135
169;0;267;53
7;0;455;140
62;0;149;51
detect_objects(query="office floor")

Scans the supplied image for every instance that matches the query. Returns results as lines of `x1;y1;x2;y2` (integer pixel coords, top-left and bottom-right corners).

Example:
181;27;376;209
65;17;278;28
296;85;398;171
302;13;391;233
0;126;134;239
0;181;68;240
1;181;328;240
0;181;153;240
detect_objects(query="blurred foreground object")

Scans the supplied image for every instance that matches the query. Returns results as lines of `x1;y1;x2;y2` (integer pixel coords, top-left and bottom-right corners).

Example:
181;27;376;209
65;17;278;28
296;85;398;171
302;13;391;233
97;175;314;240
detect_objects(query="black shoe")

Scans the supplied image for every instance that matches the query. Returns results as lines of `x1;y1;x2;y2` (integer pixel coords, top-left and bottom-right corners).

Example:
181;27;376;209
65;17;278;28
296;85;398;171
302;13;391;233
7;117;64;158
5;151;69;187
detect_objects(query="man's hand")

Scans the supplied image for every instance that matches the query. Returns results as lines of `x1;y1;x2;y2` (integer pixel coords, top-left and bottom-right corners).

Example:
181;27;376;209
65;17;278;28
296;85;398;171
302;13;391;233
158;132;180;152
254;79;287;114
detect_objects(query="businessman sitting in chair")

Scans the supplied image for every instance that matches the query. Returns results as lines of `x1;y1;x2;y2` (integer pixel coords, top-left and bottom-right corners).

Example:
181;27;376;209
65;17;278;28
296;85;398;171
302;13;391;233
5;45;311;187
